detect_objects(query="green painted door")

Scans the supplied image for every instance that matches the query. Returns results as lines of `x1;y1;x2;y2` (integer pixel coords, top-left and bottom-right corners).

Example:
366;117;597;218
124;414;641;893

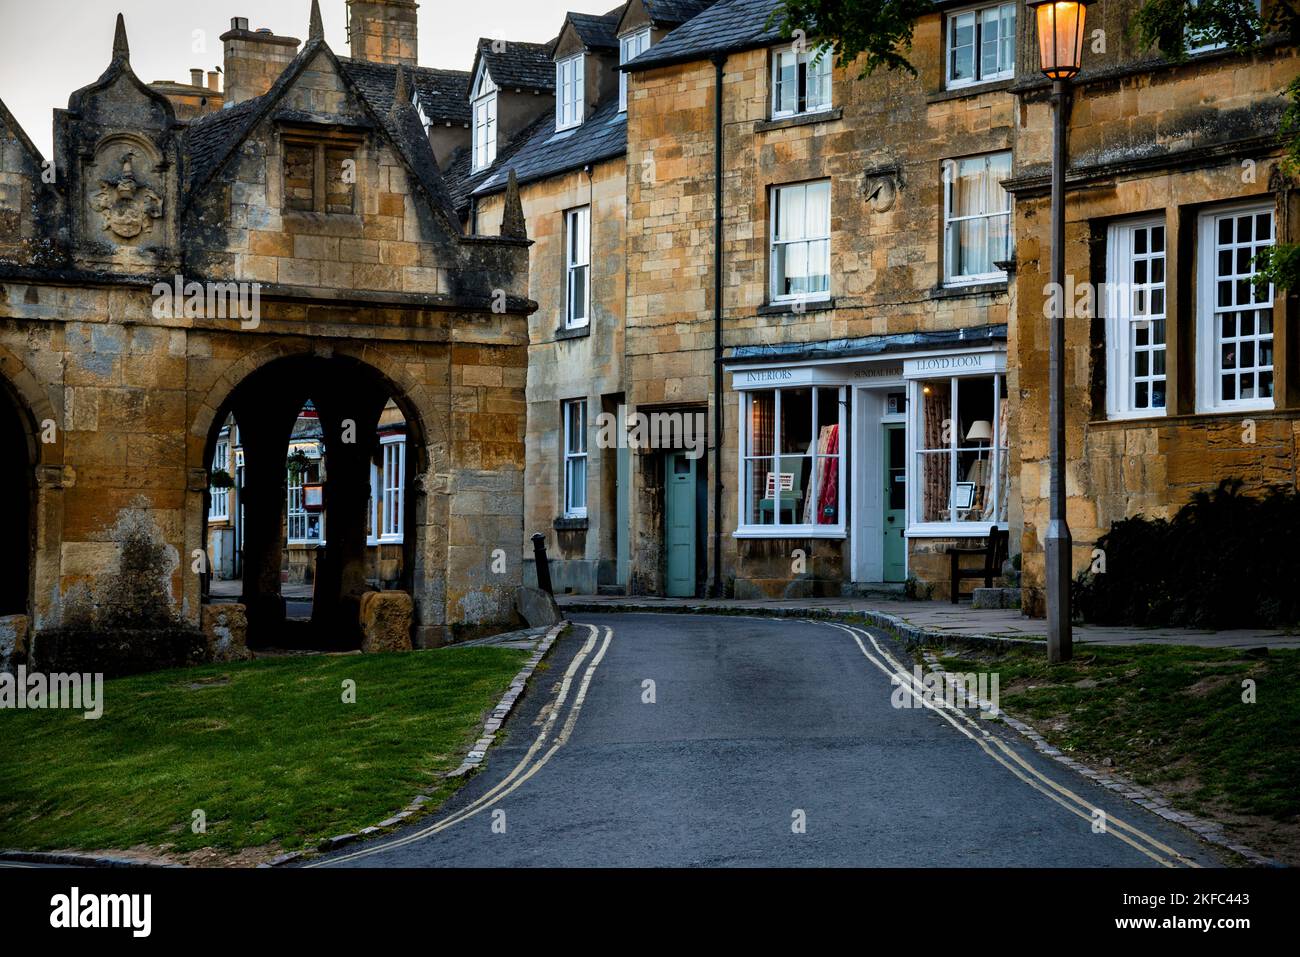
883;424;907;582
665;452;696;597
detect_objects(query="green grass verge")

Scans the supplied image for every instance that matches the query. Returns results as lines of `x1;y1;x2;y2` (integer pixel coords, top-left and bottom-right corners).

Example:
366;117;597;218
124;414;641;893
938;644;1300;821
0;647;528;854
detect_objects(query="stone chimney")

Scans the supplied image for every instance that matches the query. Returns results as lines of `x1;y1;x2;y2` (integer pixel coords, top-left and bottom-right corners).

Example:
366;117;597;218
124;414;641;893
220;17;301;106
347;0;419;67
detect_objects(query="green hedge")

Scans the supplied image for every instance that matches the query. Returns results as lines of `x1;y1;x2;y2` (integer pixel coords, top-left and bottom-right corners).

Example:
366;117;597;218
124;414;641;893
1075;479;1300;629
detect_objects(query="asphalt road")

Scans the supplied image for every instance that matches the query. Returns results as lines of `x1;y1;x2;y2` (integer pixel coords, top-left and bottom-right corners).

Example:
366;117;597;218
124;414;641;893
310;613;1224;868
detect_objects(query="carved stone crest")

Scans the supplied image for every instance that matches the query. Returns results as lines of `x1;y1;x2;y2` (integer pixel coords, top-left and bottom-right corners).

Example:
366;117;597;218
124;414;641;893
91;151;163;239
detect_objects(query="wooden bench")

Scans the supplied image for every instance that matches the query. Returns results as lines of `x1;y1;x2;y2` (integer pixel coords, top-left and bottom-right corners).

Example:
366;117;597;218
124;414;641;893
947;526;1009;604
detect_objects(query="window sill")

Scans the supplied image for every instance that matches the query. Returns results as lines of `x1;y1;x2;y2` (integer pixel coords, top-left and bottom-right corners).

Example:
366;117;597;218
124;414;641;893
555;323;590;341
554;516;588;531
931;280;1008;300
907;523;1007;538
733;527;845;540
758;297;835;317
755;107;843;134
927;78;1014;105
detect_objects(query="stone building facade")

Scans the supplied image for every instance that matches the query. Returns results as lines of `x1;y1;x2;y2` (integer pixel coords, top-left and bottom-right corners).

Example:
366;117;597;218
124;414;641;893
1004;2;1298;615
0;2;534;655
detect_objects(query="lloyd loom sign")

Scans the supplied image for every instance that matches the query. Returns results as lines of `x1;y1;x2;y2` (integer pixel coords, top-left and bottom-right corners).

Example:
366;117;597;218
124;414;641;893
903;351;1005;378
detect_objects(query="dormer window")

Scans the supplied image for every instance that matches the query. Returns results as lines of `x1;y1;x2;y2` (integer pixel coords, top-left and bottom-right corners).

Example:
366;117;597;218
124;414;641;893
619;28;651;112
556;54;585;130
471;66;498;171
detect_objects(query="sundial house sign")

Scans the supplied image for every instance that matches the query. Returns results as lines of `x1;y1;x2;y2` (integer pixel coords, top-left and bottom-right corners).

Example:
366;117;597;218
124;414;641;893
91;150;163;240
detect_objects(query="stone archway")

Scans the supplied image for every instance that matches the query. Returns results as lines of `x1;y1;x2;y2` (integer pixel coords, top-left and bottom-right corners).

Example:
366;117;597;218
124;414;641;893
194;346;440;649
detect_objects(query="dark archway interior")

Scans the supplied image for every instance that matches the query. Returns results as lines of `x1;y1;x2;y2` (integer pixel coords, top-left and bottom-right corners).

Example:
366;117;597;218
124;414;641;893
0;381;32;616
201;355;423;650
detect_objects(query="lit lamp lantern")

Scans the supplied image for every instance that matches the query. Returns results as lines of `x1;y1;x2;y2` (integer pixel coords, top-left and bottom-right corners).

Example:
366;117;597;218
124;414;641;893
1028;1;1088;79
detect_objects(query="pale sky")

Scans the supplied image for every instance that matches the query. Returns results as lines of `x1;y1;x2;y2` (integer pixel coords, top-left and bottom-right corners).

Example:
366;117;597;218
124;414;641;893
0;0;578;157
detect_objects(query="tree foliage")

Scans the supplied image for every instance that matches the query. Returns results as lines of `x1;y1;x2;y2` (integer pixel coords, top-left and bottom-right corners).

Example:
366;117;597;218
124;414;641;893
768;0;934;75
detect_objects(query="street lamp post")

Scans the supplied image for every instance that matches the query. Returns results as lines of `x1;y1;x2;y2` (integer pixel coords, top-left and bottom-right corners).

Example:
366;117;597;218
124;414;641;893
1028;1;1087;664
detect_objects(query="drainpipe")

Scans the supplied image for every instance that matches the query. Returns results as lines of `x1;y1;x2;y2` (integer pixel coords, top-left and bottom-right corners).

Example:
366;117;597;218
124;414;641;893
710;52;726;597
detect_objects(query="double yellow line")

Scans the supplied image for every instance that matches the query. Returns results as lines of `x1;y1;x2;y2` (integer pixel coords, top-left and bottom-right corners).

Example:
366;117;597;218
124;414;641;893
310;623;614;867
823;621;1199;868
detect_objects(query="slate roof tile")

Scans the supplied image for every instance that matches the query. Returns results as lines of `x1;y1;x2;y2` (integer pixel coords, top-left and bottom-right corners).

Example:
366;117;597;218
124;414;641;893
339;58;472;125
477;39;557;92
626;0;782;71
472;97;626;197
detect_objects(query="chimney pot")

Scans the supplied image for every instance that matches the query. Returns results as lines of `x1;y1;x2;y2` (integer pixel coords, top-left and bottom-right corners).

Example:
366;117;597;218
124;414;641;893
207;71;221;91
190;68;204;87
231;16;249;31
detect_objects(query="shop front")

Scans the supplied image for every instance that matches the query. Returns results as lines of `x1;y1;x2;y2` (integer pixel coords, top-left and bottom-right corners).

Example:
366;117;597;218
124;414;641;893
725;331;1010;595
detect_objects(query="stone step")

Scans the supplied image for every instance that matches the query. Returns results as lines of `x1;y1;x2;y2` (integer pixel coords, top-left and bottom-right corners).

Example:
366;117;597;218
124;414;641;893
597;584;627;596
971;587;1021;610
840;582;907;600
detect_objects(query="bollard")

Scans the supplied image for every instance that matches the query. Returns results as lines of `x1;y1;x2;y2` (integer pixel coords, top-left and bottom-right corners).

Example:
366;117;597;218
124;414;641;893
531;532;554;596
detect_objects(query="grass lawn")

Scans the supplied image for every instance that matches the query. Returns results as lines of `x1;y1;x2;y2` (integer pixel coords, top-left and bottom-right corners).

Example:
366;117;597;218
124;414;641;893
0;647;528;858
938;643;1300;862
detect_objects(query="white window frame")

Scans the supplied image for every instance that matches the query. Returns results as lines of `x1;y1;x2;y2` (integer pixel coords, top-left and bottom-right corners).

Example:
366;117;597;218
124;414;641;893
735;385;846;538
945;2;1017;89
1196;202;1276;413
471;67;497;171
556;54;585;130
1105;217;1168;419
287;464;323;545
378;435;405;542
563;398;588;519
565;205;591;329
906;371;1009;537
942;151;1012;286
619;28;651;112
209;438;230;521
770;45;833;119
769;180;832;304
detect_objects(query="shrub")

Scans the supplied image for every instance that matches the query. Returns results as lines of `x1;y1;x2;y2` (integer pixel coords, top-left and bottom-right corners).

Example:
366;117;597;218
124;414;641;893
1075;479;1300;629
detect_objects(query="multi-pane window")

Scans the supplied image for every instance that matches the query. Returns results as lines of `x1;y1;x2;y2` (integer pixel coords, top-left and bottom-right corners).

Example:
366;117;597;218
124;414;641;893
770;181;831;303
739;386;845;532
1198;204;1275;410
556;54;585;130
772;46;832;118
471;70;497;171
619;29;650;112
1106;219;1167;417
563;399;587;518
209;439;230;521
565;206;590;329
380;437;405;540
943;152;1012;284
287;463;322;544
912;374;1009;528
947;3;1016;88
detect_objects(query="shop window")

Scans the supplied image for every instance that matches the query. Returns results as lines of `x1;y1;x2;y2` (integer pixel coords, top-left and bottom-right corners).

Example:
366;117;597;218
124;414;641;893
911;374;1008;530
738;385;844;534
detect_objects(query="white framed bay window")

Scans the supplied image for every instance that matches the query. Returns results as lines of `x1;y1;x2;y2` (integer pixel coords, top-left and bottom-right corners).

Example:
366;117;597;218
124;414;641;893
209;438;230;521
943;152;1012;285
563;398;587;518
909;369;1009;534
1197;203;1275;412
1105;217;1168;417
738;384;845;535
556;54;585;130
770;180;831;303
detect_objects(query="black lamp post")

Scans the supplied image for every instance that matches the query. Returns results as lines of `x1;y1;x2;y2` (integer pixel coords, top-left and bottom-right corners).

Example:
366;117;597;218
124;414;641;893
1027;0;1087;664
